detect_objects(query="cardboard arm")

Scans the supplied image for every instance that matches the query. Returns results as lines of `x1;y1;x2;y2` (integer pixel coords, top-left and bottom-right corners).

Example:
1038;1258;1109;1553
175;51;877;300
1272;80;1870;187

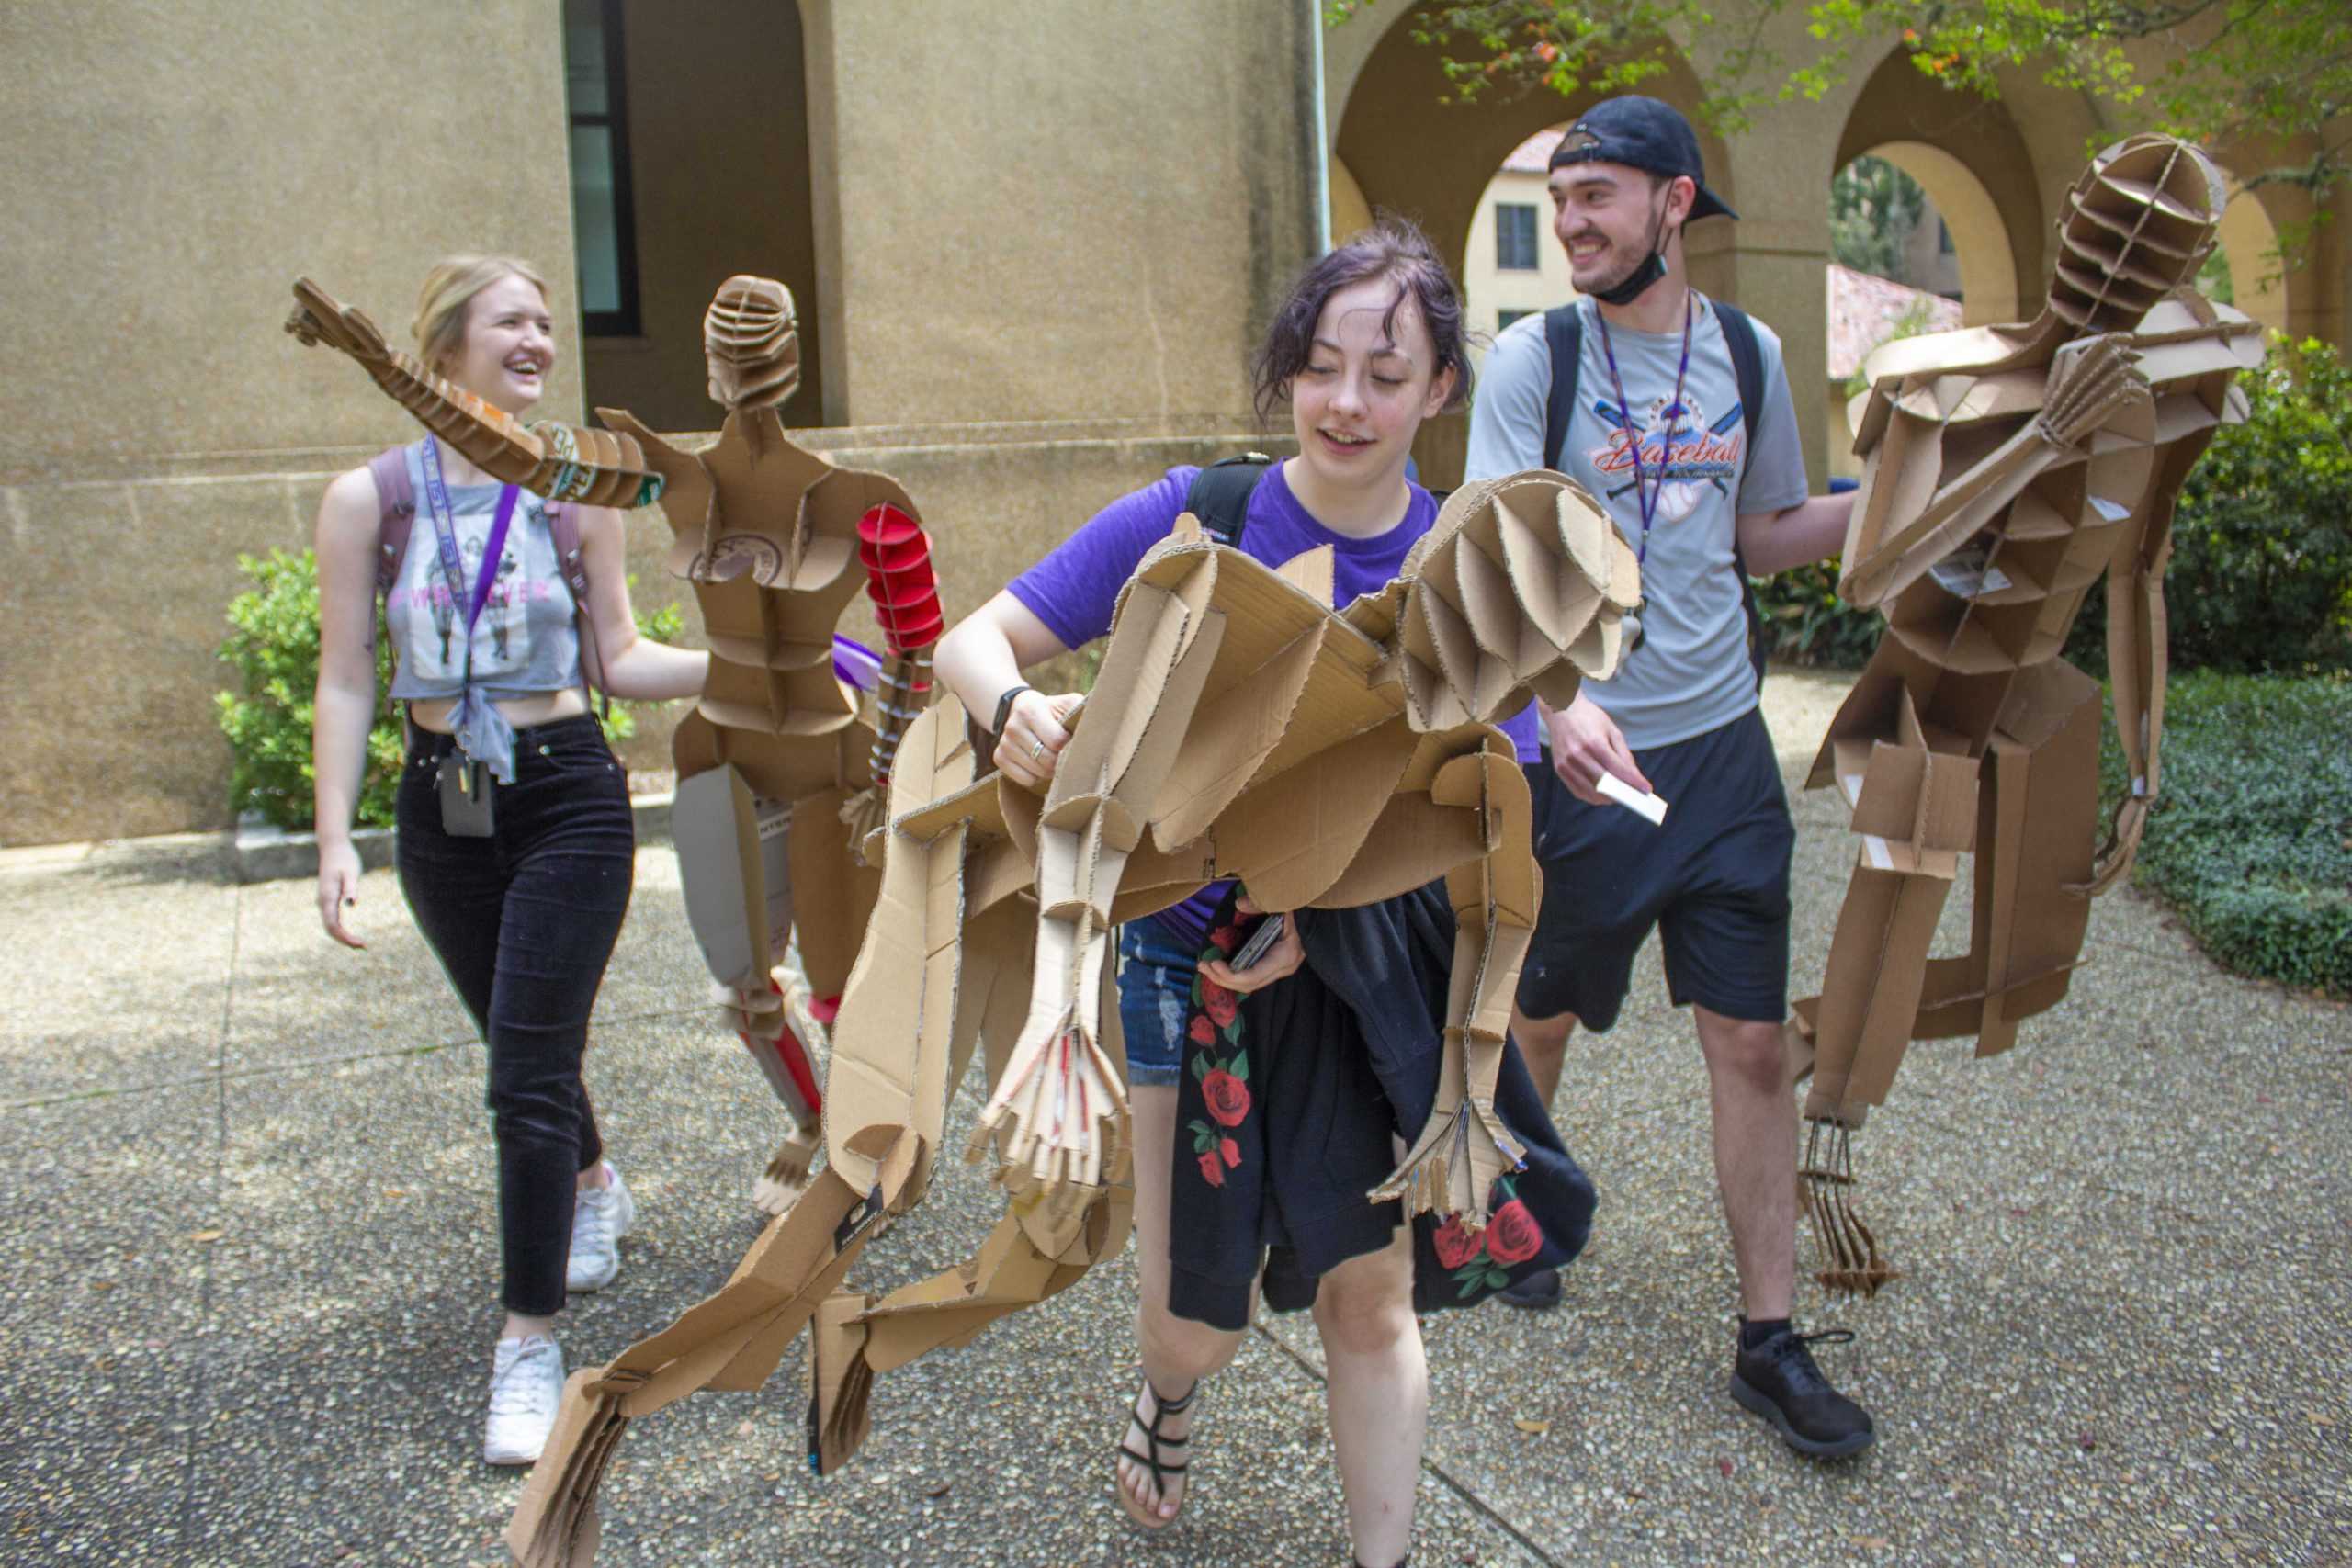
2078;548;2168;895
1370;747;1535;1226
286;278;664;511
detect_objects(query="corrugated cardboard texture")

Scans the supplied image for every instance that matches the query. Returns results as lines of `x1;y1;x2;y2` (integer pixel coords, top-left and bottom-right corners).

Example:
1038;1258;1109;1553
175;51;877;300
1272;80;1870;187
508;468;1642;1563
1791;136;2267;1296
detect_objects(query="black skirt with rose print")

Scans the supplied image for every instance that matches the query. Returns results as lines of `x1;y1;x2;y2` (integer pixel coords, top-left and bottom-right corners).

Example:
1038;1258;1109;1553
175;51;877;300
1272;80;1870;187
1164;882;1598;1331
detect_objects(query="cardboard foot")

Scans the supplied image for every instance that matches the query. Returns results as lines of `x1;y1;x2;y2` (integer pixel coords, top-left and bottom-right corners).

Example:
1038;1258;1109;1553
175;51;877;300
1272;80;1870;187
752;1122;821;1217
1800;1119;1899;1298
807;1292;876;1476
504;1371;628;1568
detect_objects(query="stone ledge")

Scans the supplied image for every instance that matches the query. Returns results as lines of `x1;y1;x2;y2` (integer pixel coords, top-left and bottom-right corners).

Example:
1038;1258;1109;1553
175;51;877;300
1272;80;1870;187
227;793;677;885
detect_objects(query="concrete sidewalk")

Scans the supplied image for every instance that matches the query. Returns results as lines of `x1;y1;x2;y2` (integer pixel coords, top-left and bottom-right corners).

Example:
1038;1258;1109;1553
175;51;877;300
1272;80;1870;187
3;669;2346;1566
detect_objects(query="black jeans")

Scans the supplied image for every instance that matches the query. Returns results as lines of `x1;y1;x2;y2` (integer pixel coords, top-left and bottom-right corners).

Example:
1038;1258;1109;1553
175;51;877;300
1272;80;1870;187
395;713;635;1317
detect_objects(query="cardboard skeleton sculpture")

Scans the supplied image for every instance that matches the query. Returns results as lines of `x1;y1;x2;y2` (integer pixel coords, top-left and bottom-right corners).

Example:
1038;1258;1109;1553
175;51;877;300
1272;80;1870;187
504;474;1643;1562
289;274;942;1215
595;276;944;1214
1788;135;2266;1294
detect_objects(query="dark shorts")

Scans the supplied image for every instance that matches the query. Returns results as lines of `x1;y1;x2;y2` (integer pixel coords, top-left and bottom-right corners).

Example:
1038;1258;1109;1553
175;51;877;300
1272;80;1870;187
1516;705;1793;1032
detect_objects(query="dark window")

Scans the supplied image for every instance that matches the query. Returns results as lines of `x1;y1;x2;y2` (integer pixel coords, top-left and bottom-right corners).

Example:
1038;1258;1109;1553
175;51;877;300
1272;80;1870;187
1938;219;1954;255
1496;203;1540;271
563;0;640;336
1498;309;1532;331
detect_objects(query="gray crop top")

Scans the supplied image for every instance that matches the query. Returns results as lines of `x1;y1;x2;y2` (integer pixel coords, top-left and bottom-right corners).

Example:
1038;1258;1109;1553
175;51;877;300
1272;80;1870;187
383;443;584;777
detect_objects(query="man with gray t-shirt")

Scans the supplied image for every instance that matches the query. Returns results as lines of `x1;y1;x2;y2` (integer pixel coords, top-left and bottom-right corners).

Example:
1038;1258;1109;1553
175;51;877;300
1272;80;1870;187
1465;96;1871;1458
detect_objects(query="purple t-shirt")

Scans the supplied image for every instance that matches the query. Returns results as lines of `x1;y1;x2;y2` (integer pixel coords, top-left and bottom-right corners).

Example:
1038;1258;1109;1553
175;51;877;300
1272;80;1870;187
1009;461;1539;946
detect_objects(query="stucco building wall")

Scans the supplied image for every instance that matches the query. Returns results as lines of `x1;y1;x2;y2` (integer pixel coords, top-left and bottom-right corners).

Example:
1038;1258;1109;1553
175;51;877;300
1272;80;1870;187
0;0;1318;845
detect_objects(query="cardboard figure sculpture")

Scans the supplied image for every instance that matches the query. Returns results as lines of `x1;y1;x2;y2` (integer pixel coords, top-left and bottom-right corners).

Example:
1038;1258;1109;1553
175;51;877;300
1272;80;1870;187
504;469;1642;1568
1788;135;2266;1294
594;276;942;1215
289;273;941;1217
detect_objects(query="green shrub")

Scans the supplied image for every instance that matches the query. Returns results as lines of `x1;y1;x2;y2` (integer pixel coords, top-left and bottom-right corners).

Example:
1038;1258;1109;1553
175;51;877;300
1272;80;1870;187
1753;557;1879;670
2099;670;2352;996
217;548;683;831
2070;333;2352;675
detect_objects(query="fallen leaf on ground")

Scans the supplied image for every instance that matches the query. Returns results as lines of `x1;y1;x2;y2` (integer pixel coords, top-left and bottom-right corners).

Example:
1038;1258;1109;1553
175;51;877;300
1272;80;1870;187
188;1230;224;1244
1511;1417;1552;1435
1717;1456;1735;1477
924;1482;951;1498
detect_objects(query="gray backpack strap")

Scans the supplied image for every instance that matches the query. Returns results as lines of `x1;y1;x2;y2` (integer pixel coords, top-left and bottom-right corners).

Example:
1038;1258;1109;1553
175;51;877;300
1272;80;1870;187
366;446;417;706
366;446;415;597
545;500;611;719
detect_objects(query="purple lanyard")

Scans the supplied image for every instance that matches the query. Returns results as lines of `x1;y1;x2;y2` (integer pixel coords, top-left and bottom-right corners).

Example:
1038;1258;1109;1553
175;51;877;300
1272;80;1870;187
418;437;520;646
1594;294;1693;565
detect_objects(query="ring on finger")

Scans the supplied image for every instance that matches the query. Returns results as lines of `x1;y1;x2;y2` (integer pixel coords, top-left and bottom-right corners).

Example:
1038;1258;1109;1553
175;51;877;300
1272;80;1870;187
1030;738;1046;761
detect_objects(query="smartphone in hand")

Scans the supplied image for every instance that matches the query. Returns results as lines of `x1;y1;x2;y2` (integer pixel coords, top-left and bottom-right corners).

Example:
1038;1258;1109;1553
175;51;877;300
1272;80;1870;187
1228;913;1287;973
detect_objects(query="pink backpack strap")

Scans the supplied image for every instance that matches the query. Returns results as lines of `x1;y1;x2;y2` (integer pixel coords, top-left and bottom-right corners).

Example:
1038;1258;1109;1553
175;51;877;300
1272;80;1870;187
545;500;611;718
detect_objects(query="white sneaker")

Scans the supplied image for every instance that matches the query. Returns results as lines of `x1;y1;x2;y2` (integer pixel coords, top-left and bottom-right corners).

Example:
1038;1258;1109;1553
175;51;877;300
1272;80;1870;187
565;1162;636;1293
482;1335;564;1466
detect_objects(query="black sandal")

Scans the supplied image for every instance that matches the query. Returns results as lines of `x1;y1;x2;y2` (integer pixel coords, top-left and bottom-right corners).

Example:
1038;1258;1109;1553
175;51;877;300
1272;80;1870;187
1114;1378;1196;1529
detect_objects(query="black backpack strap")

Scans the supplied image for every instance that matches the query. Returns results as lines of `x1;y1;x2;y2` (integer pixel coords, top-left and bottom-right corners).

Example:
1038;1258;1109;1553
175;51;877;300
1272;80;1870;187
1182;452;1274;548
1713;299;1766;453
1540;303;1583;473
1710;299;1770;693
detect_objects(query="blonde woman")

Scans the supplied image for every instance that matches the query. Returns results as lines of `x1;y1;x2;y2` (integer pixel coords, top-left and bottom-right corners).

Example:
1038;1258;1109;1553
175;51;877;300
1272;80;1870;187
310;256;707;1464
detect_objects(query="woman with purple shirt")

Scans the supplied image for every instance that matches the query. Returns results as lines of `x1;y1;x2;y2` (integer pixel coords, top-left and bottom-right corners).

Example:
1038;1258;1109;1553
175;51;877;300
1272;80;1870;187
934;220;1533;1568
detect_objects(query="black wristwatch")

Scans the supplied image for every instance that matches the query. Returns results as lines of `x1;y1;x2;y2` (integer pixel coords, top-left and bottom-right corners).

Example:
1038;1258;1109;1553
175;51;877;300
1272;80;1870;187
990;683;1033;738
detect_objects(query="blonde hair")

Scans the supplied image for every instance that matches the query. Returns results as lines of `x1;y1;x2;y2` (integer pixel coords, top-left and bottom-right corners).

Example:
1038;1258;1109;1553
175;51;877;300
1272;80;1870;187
411;254;548;373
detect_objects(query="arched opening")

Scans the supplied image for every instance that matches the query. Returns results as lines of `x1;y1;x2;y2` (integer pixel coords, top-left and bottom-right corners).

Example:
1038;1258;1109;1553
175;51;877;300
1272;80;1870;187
1822;147;1989;475
567;0;830;434
1460;126;1572;367
1833;47;2041;320
1330;18;1724;482
1861;142;2017;325
2215;186;2290;335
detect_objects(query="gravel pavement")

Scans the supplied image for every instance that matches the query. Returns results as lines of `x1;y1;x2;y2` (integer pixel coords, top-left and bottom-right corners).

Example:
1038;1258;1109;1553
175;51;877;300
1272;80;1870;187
3;668;2346;1566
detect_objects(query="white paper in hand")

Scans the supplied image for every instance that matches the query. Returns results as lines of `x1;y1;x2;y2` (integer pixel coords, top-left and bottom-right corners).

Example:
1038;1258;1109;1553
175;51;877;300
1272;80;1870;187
1595;771;1669;827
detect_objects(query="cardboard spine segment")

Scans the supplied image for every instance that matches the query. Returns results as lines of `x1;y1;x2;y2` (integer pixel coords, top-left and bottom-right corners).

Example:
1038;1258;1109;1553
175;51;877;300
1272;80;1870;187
284;277;664;510
1791;133;2252;1297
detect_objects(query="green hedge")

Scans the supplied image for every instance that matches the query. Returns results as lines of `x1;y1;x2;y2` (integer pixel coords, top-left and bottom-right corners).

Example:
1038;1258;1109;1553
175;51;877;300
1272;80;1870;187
1755;334;2352;676
2102;670;2352;997
217;547;681;831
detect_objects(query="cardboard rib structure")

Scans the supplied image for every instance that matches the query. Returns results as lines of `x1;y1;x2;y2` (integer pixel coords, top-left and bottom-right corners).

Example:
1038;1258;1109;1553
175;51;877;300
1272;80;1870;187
1791;134;2266;1295
505;468;1639;1567
284;278;664;511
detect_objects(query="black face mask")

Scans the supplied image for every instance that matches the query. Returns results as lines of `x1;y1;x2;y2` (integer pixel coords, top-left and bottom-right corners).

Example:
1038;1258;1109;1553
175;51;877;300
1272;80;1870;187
1589;186;1673;307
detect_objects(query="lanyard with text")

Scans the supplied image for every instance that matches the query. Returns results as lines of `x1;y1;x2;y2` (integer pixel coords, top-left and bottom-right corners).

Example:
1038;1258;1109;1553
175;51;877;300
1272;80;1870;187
1593;293;1693;566
418;436;521;663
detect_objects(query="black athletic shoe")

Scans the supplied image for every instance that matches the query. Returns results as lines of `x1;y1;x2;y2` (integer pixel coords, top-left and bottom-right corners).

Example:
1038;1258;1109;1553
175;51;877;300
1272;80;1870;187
1496;1266;1562;1310
1729;1325;1874;1458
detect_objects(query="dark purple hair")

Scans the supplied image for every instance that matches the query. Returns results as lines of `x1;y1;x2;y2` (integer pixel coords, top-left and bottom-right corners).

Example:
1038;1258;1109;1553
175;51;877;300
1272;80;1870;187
1250;215;1474;426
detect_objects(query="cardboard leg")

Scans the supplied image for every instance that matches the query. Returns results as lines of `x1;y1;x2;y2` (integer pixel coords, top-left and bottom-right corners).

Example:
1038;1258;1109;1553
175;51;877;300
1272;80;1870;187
506;1163;898;1567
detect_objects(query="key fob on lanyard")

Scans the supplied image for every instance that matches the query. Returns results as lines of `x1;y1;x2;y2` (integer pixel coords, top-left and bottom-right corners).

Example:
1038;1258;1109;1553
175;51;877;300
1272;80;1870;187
438;753;496;838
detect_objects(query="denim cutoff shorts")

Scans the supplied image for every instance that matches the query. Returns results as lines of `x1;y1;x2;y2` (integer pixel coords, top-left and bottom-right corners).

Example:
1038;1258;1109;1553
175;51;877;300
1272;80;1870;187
1114;920;1199;1089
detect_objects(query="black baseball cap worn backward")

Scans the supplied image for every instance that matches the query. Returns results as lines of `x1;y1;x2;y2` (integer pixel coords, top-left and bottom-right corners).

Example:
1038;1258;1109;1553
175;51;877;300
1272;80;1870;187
1550;96;1737;221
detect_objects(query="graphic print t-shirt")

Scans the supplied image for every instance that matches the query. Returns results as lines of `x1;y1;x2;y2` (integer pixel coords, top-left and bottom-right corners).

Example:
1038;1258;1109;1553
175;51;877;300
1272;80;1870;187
1464;295;1808;750
384;446;582;701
